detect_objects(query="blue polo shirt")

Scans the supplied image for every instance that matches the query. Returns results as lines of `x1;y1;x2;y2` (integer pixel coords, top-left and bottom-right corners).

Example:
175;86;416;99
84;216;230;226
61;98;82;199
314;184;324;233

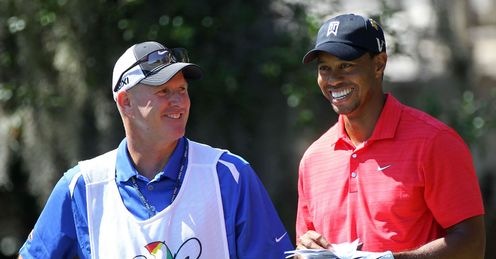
19;137;293;258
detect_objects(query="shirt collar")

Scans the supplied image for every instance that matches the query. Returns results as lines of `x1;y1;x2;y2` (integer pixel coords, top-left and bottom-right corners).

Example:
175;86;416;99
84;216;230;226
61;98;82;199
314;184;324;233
368;94;402;141
115;136;187;183
333;93;402;145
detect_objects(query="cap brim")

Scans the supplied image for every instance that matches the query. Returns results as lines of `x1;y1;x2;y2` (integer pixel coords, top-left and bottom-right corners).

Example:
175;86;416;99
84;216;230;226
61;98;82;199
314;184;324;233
302;42;366;63
140;62;203;86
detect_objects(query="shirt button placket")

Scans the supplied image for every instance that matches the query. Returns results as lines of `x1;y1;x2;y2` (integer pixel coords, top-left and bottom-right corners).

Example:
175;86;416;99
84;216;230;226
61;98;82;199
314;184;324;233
349;153;358;193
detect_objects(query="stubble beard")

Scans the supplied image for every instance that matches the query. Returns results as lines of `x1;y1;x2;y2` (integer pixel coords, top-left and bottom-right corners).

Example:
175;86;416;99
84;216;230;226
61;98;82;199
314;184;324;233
331;99;359;116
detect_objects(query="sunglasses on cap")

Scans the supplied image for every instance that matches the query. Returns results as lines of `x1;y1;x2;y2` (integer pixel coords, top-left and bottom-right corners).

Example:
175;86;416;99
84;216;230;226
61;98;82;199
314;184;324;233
113;48;190;92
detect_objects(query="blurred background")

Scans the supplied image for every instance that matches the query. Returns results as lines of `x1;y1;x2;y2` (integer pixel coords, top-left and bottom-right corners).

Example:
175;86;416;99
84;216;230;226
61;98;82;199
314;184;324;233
0;0;495;258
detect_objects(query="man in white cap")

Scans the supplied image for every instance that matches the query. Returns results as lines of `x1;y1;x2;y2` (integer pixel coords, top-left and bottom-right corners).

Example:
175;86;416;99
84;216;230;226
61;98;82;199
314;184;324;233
296;14;485;258
19;41;293;258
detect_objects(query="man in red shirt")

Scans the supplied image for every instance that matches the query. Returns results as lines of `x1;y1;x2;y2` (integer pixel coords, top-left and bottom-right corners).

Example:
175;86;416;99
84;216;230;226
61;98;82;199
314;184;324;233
296;13;486;258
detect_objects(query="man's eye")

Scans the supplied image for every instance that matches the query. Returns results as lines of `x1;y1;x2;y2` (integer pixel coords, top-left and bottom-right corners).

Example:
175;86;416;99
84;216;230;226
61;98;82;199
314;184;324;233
318;66;330;71
340;63;353;69
158;89;169;95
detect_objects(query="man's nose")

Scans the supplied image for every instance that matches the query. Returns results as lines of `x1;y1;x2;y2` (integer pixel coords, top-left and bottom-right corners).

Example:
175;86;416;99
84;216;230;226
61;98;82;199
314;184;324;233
323;72;343;86
168;91;183;104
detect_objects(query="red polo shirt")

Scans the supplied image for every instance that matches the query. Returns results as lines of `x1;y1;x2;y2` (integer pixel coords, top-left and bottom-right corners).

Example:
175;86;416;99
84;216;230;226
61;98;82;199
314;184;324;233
296;94;484;252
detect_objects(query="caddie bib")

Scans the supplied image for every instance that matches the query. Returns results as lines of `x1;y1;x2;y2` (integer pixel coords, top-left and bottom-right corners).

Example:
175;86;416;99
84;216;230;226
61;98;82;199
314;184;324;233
79;140;229;259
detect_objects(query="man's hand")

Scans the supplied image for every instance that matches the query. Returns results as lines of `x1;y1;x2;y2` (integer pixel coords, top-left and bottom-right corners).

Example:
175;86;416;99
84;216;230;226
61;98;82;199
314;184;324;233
297;230;331;250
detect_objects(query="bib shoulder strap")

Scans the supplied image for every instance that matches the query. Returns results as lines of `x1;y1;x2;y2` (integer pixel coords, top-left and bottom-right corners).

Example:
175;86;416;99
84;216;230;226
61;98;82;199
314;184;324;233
78;149;118;184
188;140;226;165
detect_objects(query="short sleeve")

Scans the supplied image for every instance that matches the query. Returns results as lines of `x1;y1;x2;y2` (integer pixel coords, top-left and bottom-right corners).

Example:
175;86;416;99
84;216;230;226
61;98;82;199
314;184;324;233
218;152;294;258
422;129;484;228
19;168;80;258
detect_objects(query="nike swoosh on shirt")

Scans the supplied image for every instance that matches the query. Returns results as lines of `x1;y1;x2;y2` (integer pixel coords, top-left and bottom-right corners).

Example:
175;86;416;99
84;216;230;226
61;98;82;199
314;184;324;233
377;164;392;171
275;232;287;243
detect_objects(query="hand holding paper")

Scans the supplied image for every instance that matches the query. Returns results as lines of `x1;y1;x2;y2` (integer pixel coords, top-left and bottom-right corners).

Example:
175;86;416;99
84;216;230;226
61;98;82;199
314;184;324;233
285;239;394;259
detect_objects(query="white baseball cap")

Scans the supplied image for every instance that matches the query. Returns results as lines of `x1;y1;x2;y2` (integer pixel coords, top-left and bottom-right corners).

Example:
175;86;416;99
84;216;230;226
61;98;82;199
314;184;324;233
112;41;203;100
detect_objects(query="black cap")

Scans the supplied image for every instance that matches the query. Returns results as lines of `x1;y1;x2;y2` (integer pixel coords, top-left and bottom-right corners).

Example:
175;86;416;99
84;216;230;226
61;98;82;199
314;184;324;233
302;14;386;63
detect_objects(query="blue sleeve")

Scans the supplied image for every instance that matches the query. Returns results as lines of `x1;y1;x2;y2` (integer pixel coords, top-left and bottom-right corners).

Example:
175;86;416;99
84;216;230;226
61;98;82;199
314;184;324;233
218;153;294;258
19;167;80;259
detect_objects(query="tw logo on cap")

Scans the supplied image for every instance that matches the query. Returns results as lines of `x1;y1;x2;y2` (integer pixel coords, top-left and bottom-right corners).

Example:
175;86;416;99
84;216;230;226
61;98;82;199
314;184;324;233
326;21;340;37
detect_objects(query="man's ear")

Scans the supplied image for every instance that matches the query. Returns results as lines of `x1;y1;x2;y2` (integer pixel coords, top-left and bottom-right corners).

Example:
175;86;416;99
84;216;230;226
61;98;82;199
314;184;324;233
116;91;131;115
374;52;388;77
